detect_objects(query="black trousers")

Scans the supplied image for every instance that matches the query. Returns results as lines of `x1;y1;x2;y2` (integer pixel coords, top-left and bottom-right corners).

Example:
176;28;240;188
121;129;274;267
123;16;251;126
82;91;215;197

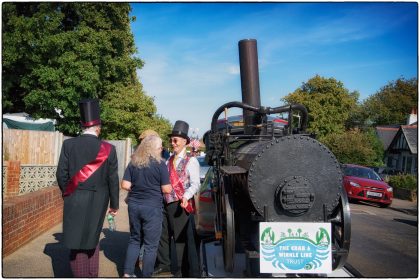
156;205;172;271
156;202;200;277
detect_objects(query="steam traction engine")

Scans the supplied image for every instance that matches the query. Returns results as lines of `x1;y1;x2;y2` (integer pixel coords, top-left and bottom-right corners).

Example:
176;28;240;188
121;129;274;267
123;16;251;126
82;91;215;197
204;39;351;276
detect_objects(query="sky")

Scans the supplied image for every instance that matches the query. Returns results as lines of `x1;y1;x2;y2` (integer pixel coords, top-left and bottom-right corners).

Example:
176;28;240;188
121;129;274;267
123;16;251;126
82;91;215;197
130;2;418;138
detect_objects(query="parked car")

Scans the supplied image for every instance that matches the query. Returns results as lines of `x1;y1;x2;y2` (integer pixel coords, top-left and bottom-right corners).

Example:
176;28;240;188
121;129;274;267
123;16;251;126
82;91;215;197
196;155;210;183
342;164;393;207
194;167;216;237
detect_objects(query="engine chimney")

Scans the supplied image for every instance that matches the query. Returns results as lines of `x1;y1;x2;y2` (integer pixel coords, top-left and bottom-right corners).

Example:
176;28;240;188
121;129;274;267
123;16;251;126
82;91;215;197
238;39;261;135
407;107;418;125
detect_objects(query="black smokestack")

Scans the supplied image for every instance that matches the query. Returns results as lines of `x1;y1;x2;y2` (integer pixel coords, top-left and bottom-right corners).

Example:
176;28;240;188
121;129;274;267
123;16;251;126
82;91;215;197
238;39;261;135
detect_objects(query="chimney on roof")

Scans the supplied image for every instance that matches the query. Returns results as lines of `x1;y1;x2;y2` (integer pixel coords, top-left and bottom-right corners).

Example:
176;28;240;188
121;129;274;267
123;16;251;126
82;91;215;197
407;108;417;125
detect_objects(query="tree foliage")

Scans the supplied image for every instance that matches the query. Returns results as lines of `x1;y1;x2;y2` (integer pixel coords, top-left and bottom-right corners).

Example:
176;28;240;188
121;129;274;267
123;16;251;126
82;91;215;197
101;83;172;146
283;75;390;166
323;128;384;167
282;75;359;140
361;77;418;126
2;3;171;141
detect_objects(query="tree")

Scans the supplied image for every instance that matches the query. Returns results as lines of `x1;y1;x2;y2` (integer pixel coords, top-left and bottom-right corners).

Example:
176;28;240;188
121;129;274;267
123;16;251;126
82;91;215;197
345;103;367;130
282;75;359;140
101;83;172;145
323;128;384;167
2;3;171;141
362;77;418;126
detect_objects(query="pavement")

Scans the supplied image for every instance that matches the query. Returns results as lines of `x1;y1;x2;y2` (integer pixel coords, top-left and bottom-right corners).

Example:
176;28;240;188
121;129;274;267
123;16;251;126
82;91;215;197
2;190;131;278
388;197;418;216
2;194;417;278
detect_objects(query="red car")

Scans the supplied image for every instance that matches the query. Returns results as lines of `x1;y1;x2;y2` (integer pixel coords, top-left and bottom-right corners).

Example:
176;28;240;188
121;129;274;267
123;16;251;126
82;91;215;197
342;164;393;207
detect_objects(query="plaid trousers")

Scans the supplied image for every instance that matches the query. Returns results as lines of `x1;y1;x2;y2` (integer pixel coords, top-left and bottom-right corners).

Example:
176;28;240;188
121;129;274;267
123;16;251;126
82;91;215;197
69;245;100;277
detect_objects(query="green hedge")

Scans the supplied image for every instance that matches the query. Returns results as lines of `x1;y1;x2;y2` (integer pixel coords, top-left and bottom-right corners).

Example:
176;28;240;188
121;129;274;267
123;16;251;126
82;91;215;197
388;174;418;191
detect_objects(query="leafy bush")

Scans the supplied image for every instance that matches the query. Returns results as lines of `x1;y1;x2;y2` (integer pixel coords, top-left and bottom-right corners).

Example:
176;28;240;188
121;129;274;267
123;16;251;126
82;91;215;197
388;174;418;191
322;128;384;167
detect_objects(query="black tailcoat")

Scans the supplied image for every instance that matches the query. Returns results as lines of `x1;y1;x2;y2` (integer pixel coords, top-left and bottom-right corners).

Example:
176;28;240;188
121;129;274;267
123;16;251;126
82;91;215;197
56;134;119;250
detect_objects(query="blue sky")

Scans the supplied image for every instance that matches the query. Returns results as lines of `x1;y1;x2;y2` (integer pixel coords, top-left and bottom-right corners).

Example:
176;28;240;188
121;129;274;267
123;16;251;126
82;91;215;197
130;2;417;138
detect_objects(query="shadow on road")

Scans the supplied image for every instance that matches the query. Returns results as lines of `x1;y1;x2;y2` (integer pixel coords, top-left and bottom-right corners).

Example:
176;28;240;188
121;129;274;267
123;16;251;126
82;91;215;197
100;228;130;277
393;218;418;227
43;233;72;277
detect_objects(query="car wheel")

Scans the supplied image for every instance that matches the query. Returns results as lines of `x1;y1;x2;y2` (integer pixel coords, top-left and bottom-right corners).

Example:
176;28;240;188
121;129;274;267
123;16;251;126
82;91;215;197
347;197;356;204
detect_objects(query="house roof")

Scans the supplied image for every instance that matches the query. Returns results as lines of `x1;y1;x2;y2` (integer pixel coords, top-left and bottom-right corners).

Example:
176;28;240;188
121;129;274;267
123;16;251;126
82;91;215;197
376;125;400;150
401;125;418;154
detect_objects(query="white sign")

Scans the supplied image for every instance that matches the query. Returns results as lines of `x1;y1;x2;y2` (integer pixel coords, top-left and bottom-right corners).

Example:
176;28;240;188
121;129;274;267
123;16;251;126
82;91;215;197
259;222;332;274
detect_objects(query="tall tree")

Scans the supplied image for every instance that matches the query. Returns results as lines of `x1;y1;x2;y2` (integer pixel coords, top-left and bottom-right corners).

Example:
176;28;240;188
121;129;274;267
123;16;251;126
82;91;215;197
2;3;171;140
101;83;172;145
283;75;359;140
361;77;418;126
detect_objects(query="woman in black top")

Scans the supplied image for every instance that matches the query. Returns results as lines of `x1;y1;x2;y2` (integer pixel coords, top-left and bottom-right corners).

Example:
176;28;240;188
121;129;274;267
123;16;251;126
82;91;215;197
121;135;172;277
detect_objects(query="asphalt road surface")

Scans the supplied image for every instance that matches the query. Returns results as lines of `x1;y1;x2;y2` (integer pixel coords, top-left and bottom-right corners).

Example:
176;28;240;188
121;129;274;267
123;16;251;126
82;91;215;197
346;201;418;277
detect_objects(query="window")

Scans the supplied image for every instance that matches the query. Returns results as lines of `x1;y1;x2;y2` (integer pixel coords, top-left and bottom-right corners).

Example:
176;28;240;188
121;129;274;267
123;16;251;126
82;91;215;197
387;156;393;168
406;156;412;173
402;156;406;172
344;166;381;181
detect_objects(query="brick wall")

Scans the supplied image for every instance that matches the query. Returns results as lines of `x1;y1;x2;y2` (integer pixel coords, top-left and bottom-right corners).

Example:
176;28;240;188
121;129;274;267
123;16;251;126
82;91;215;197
2;161;63;257
4;161;20;197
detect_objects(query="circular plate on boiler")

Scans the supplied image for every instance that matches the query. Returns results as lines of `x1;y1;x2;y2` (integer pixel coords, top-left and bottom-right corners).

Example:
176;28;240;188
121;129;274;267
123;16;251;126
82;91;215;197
247;135;343;222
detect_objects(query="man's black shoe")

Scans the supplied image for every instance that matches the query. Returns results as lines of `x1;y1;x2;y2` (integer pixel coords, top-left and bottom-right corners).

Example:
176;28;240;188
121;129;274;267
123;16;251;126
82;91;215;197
172;271;182;278
152;267;172;277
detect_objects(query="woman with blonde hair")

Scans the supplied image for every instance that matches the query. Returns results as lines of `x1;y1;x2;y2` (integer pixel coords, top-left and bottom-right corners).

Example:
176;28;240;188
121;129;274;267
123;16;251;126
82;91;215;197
121;135;172;277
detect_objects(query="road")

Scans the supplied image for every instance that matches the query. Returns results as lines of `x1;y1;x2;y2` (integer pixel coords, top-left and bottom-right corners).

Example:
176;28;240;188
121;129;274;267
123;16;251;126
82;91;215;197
3;188;416;278
346;201;418;277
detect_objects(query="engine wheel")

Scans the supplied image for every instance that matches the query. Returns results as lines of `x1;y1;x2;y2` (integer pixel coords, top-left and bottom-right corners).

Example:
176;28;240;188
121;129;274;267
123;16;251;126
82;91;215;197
329;189;351;270
222;194;235;272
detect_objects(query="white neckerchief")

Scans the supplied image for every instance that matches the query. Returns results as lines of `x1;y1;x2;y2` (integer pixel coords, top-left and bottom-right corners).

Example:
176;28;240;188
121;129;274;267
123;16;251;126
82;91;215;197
174;148;187;166
82;130;97;136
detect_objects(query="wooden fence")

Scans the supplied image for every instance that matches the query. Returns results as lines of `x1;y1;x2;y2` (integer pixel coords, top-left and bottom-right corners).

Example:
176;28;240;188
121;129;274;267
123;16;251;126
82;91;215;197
2;128;132;187
106;139;132;180
3;129;63;165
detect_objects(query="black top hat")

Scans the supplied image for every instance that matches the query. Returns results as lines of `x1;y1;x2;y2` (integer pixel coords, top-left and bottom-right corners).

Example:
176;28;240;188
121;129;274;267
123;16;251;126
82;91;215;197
79;99;101;127
168;120;190;144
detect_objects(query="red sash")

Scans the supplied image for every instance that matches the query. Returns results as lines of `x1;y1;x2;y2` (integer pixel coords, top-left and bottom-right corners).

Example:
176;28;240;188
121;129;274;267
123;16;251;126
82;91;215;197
63;141;112;197
168;155;195;214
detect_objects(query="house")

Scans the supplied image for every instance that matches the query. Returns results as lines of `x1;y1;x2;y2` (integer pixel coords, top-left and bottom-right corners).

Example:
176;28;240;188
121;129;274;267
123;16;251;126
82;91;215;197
385;124;417;174
376;125;400;151
376;109;418;175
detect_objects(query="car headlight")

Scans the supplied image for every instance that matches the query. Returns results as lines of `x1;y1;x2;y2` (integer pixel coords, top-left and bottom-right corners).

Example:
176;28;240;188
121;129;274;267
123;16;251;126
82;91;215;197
387;186;393;192
350;181;361;188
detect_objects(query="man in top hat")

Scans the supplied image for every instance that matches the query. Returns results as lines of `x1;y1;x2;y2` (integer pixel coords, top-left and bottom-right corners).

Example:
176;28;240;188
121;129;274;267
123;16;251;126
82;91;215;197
56;98;119;277
153;120;201;277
